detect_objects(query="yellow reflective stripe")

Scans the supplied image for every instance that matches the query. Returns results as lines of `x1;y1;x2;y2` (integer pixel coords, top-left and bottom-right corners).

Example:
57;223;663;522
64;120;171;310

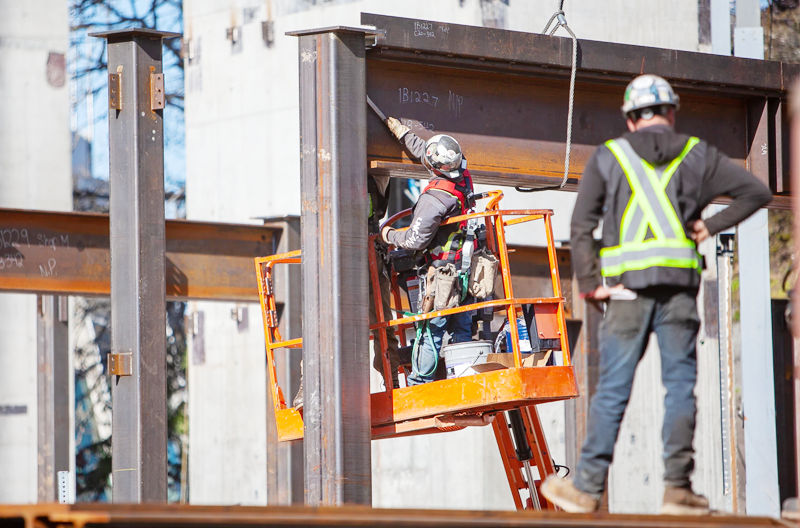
633;214;649;244
607;140;639;242
601;256;701;277
661;137;700;185
641;163;686;239
606;140;665;241
600;238;696;257
640;136;700;241
441;231;459;251
431;189;458;200
619;191;637;244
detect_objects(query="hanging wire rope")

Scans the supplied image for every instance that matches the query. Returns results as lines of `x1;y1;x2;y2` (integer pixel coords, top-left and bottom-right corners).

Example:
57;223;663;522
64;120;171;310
516;1;578;193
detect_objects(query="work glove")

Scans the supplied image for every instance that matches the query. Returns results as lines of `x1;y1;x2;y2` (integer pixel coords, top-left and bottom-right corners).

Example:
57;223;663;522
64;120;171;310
386;117;410;140
381;225;396;245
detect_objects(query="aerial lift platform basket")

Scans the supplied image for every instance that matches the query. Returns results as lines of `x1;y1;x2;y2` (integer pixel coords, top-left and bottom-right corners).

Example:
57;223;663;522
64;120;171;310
255;191;579;510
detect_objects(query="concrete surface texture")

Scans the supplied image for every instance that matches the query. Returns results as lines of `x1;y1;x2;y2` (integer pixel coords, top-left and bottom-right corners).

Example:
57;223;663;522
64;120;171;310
0;0;71;504
183;0;704;511
187;301;269;505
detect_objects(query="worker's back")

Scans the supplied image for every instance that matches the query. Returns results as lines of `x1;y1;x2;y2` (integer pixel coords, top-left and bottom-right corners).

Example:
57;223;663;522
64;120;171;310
571;124;772;292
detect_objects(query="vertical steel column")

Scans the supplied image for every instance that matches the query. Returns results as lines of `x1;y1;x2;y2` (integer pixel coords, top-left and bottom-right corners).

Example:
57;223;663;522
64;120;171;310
262;216;303;505
288;26;379;506
791;81;800;515
92;28;179;503
37;295;70;502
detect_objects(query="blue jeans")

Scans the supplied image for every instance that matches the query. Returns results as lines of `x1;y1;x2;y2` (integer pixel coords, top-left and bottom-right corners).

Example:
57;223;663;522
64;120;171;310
574;288;700;497
408;307;473;385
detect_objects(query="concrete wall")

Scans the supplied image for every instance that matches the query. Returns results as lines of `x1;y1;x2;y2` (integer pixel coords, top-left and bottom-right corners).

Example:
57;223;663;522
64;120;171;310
183;0;701;510
186;302;268;505
0;0;70;503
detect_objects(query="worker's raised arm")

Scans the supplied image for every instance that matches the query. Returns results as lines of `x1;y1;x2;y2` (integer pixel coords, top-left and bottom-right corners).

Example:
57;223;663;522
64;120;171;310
570;149;607;295
698;146;772;235
382;193;447;251
386;117;427;161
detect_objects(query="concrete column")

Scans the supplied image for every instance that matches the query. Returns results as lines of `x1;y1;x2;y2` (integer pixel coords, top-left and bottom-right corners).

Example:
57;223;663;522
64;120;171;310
186;300;268;505
738;210;781;517
711;0;732;55
732;4;781;515
0;0;70;503
734;0;764;59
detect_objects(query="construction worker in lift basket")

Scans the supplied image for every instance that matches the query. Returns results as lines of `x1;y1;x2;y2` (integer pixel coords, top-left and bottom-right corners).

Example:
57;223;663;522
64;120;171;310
540;74;772;515
292;173;401;410
380;118;476;385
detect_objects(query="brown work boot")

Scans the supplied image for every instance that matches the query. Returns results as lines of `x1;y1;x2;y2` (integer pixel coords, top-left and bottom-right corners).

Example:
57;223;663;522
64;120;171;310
661;486;710;516
540;475;598;513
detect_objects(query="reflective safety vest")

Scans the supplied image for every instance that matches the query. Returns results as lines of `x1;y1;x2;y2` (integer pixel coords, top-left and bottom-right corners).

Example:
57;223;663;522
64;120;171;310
599;137;702;278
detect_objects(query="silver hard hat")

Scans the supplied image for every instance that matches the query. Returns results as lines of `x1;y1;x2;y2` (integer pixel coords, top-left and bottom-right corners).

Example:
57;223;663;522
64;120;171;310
423;134;463;179
621;74;680;117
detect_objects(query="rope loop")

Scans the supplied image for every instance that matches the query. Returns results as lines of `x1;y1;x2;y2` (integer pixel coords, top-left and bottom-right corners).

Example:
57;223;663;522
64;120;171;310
517;3;578;193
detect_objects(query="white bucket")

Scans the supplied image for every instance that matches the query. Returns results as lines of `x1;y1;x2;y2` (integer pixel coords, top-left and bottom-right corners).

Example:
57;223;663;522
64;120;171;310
441;340;493;379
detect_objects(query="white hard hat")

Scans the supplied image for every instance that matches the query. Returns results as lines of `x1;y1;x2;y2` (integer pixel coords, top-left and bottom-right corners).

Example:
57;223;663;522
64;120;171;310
422;134;463;179
621;74;680;118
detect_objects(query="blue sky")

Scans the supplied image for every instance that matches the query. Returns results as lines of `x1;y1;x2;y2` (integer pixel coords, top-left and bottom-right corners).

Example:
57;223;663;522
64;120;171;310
70;0;184;193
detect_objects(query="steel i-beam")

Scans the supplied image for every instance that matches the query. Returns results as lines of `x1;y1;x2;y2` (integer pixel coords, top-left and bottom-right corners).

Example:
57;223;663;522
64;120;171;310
92;28;179;503
287;26;381;506
361;13;797;205
37;295;70;503
0;208;278;302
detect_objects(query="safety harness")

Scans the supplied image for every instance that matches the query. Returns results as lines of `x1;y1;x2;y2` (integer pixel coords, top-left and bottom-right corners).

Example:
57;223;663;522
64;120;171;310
424;170;475;267
599;137;702;277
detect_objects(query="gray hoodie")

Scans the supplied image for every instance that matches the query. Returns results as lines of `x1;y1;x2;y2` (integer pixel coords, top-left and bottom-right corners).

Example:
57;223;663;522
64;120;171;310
385;132;466;252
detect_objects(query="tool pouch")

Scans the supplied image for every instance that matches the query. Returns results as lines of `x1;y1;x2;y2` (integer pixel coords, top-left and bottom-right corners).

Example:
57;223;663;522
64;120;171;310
433;264;459;311
468;249;498;300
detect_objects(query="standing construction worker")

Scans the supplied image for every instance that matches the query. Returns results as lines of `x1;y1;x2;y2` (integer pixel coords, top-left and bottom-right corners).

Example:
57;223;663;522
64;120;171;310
540;75;771;515
380;118;475;385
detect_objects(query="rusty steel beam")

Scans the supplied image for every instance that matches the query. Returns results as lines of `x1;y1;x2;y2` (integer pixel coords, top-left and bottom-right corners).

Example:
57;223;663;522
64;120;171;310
362;13;796;199
0;208;278;302
0;503;788;528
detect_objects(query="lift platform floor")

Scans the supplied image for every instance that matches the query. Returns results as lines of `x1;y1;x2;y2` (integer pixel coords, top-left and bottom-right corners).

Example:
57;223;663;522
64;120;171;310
274;365;579;441
0;503;790;528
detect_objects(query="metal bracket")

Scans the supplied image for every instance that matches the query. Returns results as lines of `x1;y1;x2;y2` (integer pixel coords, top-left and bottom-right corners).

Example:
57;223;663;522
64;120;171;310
150;73;165;110
108;352;133;376
108;73;122;110
267;309;278;328
264;276;274;296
